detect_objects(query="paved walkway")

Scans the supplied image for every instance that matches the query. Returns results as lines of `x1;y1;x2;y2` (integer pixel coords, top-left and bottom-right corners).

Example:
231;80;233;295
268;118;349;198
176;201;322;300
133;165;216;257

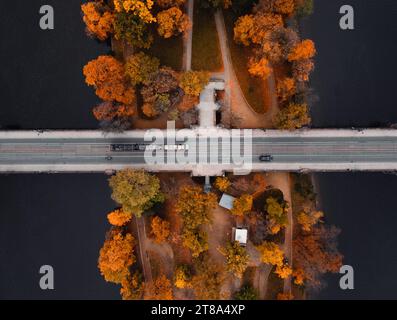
214;10;278;129
183;0;194;71
266;173;293;296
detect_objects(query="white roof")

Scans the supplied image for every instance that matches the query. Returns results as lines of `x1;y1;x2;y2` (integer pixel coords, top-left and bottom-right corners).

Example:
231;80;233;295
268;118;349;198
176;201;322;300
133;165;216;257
235;228;248;245
219;193;235;210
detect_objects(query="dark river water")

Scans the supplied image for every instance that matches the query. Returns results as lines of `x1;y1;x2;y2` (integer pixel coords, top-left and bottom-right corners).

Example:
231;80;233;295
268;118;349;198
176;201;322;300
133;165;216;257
301;0;397;299
1;0;397;299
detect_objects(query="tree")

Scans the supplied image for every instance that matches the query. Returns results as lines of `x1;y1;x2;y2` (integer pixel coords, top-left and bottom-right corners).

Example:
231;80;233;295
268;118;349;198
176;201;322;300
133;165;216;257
248;57;272;80
288;39;316;61
292;58;314;82
275;103;311;129
109;169;164;217
83;55;135;105
176;186;217;257
113;11;153;49
174;265;192;289
191;256;225;299
145;274;173;300
107;209;133;226
293;225;343;289
93;102;134;129
182;228;209;258
219;241;249;277
233;15;255;46
150;216;170;243
142;102;160;118
98;229;135;283
297;210;323;232
231;194;253;216
157;7;190;38
234;13;283;46
120;271;144;300
81;2;114;41
175;186;217;230
275;264;293;279
256;241;284;266
234;284;259;300
177;94;199;112
113;0;156;23
157;0;186;8
277;77;296;103
125;52;160;85
179;71;210;96
256;0;295;16
214;176;231;192
265;196;288;234
295;0;314;18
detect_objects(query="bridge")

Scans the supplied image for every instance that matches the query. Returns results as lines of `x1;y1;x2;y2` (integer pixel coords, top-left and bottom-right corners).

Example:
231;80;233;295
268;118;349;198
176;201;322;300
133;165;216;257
1;128;397;175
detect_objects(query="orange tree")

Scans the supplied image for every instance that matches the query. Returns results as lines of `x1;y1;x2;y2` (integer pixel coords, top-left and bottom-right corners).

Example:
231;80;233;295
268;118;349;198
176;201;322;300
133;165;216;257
145;274;173;300
150;216;170;243
83;55;135;105
81;1;114;41
98;228;136;284
156;7;190;38
107;209;133;227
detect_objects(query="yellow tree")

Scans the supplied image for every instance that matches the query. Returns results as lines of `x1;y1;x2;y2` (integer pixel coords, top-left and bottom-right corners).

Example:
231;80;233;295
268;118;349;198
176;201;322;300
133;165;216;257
179;71;211;96
275;103;311;129
125;52;160;85
157;7;191;38
107;209;133;226
174;265;192;289
218;241;249;278
288;39;316;61
108;169;164;217
231;194;253;216
120;271;144;300
113;0;156;23
150;216;170;243
233;15;255;46
81;2;114;41
256;241;284;266
98;229;135;284
214;176;231;192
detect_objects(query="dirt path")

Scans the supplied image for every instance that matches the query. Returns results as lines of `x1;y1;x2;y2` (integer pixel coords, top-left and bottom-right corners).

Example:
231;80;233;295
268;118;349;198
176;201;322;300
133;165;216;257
266;173;293;295
214;10;278;129
134;217;153;285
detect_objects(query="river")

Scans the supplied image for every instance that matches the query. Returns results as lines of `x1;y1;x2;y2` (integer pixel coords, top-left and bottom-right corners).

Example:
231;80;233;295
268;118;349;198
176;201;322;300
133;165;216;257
301;0;397;299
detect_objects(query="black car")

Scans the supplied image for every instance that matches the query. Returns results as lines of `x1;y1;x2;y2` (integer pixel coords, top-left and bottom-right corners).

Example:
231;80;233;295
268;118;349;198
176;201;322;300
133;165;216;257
259;154;273;162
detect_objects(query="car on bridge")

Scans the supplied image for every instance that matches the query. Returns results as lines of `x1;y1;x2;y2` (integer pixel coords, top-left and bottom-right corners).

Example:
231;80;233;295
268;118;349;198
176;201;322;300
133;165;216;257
259;154;273;162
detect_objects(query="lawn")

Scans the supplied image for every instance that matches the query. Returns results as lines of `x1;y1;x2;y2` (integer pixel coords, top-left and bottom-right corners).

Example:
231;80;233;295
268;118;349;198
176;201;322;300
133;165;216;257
147;32;184;71
224;11;269;114
191;8;223;72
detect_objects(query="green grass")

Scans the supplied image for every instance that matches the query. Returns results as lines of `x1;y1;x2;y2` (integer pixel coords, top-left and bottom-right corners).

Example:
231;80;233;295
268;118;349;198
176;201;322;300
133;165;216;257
224;11;268;114
191;8;223;71
147;33;184;71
